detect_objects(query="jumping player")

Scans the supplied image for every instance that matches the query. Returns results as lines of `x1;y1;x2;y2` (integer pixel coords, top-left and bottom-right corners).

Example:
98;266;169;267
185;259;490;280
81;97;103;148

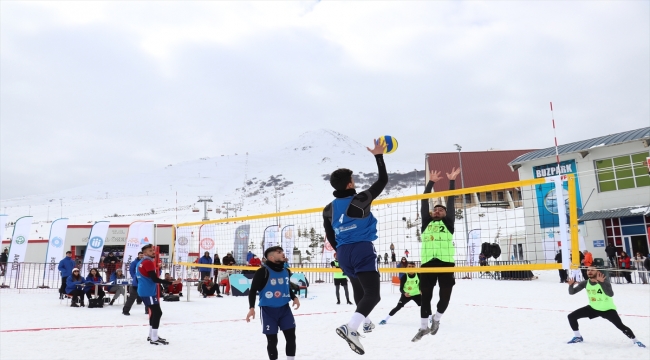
379;262;431;325
323;139;387;355
413;168;460;342
566;266;645;347
246;246;301;360
331;253;353;305
137;244;180;345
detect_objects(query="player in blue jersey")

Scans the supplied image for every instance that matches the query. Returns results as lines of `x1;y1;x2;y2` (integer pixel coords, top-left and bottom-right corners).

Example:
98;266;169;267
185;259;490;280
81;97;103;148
323;139;387;355
246;246;301;360
137;244;181;345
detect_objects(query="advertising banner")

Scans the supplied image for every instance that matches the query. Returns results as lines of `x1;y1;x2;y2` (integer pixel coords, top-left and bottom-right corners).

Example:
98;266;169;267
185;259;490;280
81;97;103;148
233;224;250;266
7;216;33;271
173;226;191;280
263;225;280;251
532;160;583;228
281;225;295;264
82;221;110;276
43;218;69;283
198;224;217;259
466;229;481;266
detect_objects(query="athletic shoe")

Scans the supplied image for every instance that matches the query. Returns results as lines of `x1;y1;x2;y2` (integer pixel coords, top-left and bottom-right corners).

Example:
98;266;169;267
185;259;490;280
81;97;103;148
379;320;387;325
109;299;115;306
567;336;583;344
216;295;223;298
336;324;365;355
411;328;430;342
179;293;183;297
347;301;353;305
634;341;646;348
362;321;375;333
149;339;169;345
122;310;130;316
430;320;440;335
147;336;167;342
70;303;79;307
336;300;340;305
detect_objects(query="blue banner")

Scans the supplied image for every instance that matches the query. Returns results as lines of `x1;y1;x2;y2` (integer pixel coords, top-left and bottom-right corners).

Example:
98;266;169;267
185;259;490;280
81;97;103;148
533;160;583;228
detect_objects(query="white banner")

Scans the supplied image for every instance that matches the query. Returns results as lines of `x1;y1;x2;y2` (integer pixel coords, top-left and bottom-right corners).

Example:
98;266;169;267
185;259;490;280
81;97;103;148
263;225;280;252
173;226;191;280
122;221;153;274
8;216;33;271
550;176;571;269
82;221;110;276
321;238;335;264
199;224;217;259
43;218;69;283
466;229;482;266
0;214;7;243
281;225;295;264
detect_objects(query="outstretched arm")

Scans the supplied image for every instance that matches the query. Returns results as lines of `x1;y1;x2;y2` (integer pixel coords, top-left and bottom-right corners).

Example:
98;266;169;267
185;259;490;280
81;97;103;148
421;170;442;232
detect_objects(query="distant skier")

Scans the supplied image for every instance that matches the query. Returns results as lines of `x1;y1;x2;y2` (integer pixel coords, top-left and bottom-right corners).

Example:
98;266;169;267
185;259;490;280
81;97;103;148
566;266;645;347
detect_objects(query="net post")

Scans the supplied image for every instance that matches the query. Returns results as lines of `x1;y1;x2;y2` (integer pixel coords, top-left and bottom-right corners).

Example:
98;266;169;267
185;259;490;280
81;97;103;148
567;174;580;270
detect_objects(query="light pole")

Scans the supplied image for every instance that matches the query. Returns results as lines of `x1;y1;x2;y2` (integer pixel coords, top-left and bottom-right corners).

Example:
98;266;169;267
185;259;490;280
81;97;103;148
59;199;63;218
454;144;471;251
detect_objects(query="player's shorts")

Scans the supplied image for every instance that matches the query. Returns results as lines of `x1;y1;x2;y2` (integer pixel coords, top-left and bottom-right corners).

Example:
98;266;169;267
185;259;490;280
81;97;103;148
141;295;160;307
260;304;295;334
334;278;348;286
420;258;456;287
336;241;378;278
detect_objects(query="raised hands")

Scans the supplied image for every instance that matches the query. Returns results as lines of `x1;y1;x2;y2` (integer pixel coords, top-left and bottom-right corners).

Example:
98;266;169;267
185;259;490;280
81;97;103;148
367;139;386;156
567;277;575;286
429;170;442;183
447;167;461;180
595;272;606;283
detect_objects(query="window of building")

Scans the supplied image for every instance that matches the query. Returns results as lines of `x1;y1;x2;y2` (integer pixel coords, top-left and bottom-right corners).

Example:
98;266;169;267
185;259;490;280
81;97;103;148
464;194;472;204
517;190;522;200
595;152;650;192
497;192;504;201
476;193;482;202
485;192;493;201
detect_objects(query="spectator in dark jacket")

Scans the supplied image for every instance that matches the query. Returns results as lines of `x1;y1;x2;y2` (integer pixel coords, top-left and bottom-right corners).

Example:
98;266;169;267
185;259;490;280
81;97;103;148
644;255;650;272
555;250;567;283
103;252;119;280
396;257;409;279
0;248;8;276
58;251;76;299
222;253;236;266
198;252;213;279
84;268;105;300
605;243;617;268
618;252;632;284
383;253;388;264
213;254;221;277
391;251;396;263
65;268;85;307
200;275;222;298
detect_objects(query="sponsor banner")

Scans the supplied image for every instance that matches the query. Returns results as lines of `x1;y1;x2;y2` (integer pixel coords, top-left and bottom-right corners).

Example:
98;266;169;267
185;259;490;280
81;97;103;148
82;221;110;276
229;273;254;296
321;237;335;264
199;224;217;259
43;218;69;282
122;221;153;274
233;224;250;266
532;160;583;228
8;216;33;271
281;225;295;264
466;229;481;266
173;226;191;280
263;225;280;252
0;214;7;243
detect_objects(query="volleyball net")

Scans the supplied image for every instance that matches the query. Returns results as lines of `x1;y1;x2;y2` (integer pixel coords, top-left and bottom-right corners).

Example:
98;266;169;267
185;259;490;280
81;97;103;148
173;175;580;275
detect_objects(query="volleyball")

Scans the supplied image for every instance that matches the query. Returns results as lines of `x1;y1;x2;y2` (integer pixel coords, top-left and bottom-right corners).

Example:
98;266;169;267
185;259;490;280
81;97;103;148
378;135;398;154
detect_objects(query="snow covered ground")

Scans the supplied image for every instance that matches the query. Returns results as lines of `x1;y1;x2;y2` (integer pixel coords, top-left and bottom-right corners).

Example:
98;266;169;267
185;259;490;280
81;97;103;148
1;271;648;360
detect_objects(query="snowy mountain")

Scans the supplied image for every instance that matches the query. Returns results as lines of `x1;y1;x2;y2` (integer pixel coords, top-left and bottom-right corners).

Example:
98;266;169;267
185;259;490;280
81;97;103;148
1;129;425;234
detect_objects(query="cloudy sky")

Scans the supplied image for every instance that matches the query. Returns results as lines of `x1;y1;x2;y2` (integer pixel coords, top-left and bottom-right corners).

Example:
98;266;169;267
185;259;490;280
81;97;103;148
1;1;648;199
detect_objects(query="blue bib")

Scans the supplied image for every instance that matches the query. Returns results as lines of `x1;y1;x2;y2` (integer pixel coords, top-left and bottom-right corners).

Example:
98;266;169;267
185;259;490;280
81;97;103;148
258;265;291;307
331;197;378;248
136;258;157;297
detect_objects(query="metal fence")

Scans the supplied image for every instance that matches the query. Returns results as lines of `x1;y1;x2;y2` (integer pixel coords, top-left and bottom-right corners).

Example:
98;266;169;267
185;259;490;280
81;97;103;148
1;261;648;290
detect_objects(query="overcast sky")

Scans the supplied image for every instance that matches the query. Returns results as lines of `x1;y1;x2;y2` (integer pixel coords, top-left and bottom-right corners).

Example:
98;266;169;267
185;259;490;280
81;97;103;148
1;1;648;200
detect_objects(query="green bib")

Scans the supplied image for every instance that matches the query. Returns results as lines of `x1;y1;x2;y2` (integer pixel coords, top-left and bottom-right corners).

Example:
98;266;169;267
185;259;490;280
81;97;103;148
333;261;347;279
403;274;420;296
586;281;616;311
421;220;455;263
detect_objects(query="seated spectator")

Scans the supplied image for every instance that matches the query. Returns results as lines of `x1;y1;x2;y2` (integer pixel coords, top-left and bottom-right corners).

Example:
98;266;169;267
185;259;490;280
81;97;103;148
84;268;105;301
200;275;222;298
479;253;488;266
65;268;86;307
108;269;126;305
222;252;236;266
249;255;262;267
164;273;183;295
217;269;231;295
